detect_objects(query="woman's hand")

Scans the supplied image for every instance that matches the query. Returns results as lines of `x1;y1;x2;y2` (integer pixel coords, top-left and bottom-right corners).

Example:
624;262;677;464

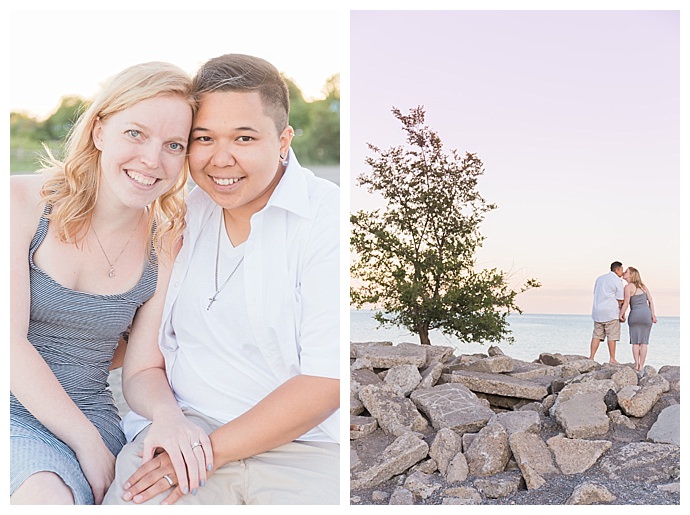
73;434;117;505
122;449;215;505
127;413;212;502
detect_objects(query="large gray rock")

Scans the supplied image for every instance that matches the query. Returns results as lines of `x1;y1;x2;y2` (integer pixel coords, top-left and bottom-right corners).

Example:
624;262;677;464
351;368;382;415
353;342;427;368
350;432;429;489
358;384;428;435
389;486;414;505
658;365;680;395
550;380;615;438
442;486;482;505
473;471;523;499
566;482;616;505
429;427;463;475
448;355;516;374
647;404;680;445
508;432;558;490
403;470;443;500
384;364;422;396
489;410;541;436
418;362;444;389
442;370;549;401
598;442;680;482
546;435;611;474
553;392;610;439
465;423;511;477
410;383;494;434
445;452;469;483
398;342;455;367
617;384;664;418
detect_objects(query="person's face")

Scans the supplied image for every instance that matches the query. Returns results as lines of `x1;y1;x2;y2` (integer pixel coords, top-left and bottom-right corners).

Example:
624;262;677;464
188;91;293;217
622;268;631;281
93;95;191;210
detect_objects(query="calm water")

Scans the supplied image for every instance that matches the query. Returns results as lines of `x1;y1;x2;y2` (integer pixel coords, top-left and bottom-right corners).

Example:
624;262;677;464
350;310;680;370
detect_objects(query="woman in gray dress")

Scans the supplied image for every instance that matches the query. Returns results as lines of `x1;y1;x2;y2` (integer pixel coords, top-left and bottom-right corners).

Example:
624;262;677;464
619;266;657;371
10;62;194;504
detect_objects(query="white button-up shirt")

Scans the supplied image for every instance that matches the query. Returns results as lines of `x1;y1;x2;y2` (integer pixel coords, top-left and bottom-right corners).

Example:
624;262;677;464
592;271;624;323
123;150;340;444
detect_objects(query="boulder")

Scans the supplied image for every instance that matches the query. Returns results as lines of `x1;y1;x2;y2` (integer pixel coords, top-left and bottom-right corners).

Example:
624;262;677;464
410;383;494;434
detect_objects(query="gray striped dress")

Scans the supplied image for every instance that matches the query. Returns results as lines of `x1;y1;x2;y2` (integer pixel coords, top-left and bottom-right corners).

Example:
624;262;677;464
10;207;157;504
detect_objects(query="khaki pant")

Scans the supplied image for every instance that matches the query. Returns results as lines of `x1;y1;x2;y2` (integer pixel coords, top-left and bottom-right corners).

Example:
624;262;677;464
103;407;339;505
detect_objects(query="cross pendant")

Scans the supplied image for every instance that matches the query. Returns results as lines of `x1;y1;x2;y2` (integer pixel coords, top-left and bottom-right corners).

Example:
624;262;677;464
207;293;219;311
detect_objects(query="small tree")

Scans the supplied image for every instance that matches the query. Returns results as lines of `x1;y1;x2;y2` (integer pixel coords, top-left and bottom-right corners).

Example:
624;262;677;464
350;106;540;345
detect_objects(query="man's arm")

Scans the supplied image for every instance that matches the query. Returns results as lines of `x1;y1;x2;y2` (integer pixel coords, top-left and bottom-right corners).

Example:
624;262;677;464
210;374;338;466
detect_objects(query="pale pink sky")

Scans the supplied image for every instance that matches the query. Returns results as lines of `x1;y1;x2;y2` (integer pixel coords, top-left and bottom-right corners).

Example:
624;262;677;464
350;10;680;316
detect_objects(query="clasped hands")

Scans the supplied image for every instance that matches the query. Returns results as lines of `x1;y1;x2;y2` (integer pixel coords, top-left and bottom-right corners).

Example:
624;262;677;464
121;417;213;505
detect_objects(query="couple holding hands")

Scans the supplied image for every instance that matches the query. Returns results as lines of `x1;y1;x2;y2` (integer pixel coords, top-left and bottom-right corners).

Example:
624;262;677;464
10;53;339;505
589;261;657;371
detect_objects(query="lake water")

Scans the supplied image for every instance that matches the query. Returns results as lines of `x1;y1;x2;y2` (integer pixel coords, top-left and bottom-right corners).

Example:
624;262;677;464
350;310;680;371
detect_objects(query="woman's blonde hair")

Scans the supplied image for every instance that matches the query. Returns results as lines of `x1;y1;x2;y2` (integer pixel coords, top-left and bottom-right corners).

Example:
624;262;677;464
627;266;646;290
40;61;196;257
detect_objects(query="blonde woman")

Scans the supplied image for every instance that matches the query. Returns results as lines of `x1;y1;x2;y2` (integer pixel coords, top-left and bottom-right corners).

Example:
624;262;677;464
619;266;658;371
10;62;195;505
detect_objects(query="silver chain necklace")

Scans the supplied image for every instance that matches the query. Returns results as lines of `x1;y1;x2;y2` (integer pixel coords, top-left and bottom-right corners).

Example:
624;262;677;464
207;210;244;310
91;211;144;278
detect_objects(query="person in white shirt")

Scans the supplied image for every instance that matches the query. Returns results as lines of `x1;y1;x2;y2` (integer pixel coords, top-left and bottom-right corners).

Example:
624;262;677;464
589;261;625;364
103;54;340;505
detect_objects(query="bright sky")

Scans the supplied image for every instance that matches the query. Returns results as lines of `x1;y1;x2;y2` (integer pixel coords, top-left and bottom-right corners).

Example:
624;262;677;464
350;8;681;316
8;5;341;120
4;2;684;320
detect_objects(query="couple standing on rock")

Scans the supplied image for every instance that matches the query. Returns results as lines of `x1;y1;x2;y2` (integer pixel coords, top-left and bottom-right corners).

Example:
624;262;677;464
589;261;657;371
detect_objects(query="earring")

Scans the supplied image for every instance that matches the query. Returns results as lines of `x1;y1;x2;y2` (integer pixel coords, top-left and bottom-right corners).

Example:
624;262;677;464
280;154;289;167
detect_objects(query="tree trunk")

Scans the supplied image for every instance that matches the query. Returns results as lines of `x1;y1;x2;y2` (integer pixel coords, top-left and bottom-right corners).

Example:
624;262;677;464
417;322;431;345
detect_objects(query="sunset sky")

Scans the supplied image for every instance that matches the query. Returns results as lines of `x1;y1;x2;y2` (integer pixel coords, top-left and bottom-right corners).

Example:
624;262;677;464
350;9;681;316
5;3;683;318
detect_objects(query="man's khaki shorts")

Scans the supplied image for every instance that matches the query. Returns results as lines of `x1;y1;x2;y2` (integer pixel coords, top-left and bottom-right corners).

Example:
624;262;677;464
592;319;621;341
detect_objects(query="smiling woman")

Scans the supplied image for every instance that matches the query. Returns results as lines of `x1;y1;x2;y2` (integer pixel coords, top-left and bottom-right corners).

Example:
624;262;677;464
10;61;195;505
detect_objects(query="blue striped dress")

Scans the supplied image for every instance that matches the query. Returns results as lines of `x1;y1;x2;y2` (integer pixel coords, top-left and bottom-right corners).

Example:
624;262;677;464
10;206;157;504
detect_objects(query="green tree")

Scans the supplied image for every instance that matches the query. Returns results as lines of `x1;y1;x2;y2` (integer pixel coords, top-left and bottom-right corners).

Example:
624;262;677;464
350;106;540;345
286;74;339;165
43;95;86;142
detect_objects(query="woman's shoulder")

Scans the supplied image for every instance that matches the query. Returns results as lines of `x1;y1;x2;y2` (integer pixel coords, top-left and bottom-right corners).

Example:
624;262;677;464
10;174;49;227
11;173;46;207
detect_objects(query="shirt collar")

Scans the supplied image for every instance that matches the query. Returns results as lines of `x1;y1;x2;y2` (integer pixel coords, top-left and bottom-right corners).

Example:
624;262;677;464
263;148;312;219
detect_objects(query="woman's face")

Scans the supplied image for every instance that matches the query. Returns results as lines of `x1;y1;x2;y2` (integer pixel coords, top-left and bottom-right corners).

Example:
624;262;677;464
92;94;192;210
623;268;631;281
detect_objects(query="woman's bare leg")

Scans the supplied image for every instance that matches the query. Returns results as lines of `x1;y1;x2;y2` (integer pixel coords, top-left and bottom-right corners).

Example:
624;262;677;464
11;471;74;505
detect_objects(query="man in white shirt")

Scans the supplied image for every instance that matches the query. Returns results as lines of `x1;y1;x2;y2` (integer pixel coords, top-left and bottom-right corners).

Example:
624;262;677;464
103;54;339;505
589;261;625;364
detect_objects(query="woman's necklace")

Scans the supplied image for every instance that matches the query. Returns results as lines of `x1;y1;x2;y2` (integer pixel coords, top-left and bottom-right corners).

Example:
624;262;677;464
207;210;244;311
91;210;145;278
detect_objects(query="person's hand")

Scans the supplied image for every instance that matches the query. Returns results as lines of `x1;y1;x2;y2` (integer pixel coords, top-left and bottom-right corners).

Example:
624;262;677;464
73;436;116;505
124;413;212;502
122;449;214;505
619;314;626;322
652;315;657;323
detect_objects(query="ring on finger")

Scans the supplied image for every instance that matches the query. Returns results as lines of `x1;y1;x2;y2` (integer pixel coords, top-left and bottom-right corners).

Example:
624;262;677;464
163;474;175;487
191;441;202;449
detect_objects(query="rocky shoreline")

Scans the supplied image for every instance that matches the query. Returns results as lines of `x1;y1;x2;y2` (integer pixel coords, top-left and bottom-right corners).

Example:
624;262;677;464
349;341;680;505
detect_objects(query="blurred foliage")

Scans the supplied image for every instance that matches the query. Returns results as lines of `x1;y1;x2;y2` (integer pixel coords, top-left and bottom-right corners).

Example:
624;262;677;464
9;75;340;174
